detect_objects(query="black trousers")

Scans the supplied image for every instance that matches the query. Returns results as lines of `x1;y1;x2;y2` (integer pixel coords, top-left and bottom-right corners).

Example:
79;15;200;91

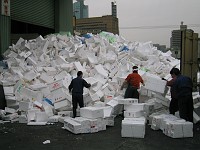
178;95;193;122
72;93;84;118
124;85;139;99
169;98;179;115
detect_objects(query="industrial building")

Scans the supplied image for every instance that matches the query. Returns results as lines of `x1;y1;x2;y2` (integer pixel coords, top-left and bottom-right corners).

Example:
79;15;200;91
75;15;119;35
0;0;74;54
74;1;119;35
73;0;88;19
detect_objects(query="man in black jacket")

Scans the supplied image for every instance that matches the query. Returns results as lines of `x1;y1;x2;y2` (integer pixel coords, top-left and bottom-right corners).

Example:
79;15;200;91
68;71;91;118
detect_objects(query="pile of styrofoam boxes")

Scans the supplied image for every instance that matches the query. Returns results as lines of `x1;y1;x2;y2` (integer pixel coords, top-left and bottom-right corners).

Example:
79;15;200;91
150;113;193;138
0;32;182;129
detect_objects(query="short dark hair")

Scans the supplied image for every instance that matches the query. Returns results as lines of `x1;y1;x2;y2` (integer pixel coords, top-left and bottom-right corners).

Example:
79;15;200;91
77;71;83;77
170;68;180;76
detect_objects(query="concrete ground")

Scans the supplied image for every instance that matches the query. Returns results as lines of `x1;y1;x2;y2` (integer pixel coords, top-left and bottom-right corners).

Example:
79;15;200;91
1;116;200;150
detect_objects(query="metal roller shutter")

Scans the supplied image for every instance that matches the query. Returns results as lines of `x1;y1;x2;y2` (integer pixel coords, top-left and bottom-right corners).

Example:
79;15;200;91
10;0;54;29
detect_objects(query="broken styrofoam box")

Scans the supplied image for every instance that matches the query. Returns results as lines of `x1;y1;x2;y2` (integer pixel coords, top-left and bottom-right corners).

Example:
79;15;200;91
48;115;60;123
64;118;82;134
19;101;33;111
35;112;48;122
54;100;71;111
48;80;64;91
19;115;28;123
124;103;144;112
121;119;145;138
117;98;138;105
5;107;16;114
51;88;67;103
80;107;104;119
124;110;144;118
58;111;73;117
143;73;167;94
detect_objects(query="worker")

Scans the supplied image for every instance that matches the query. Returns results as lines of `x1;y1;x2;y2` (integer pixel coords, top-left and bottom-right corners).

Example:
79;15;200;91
120;66;145;99
171;68;193;122
162;68;179;115
68;71;91;118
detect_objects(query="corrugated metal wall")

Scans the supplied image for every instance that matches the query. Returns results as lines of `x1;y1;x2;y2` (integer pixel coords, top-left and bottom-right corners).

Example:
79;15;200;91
11;0;55;29
0;15;10;54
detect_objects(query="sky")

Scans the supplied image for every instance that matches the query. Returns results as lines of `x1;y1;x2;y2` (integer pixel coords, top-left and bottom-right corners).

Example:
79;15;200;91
80;0;200;48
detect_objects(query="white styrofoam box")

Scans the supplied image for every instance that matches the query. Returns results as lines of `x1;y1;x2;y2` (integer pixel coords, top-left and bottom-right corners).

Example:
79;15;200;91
90;90;104;102
97;118;106;131
80;107;104;119
94;73;108;85
90;126;99;133
5;99;19;108
124;103;144;112
23;70;39;81
35;112;48;122
124;117;146;123
93;101;105;107
84;77;98;86
64;118;82;134
19;115;28;123
121;119;145;138
51;88;67;103
143;73;167;94
151;114;166;130
33;101;43;109
193;111;200;124
183;122;193;137
102;106;113;118
26;57;37;66
106;99;123;115
104;116;115;126
153;94;170;107
48;115;60;123
74;61;86;72
43;67;57;76
54;71;69;81
58;116;70;123
19;87;43;102
167;121;184;138
3;86;14;95
41;87;51;97
3;113;18;121
29;83;47;90
91;82;103;93
27;122;47;126
124;110;144;118
144;103;154;116
43;105;54;117
117;98;138;105
5;107;16;114
58;111;73;117
27;109;41;122
40;73;54;83
73;117;91;133
160;115;180;131
19;101;33;111
54;100;71;111
48;80;64;91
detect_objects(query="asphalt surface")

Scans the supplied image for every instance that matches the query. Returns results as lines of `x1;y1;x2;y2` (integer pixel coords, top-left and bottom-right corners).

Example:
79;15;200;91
1;116;200;150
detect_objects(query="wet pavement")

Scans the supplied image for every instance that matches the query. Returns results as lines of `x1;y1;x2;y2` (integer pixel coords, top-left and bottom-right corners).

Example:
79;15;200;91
1;116;200;150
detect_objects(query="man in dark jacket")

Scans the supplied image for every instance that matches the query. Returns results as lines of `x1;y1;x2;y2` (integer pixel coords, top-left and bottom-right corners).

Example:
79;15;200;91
171;68;193;122
68;71;91;118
